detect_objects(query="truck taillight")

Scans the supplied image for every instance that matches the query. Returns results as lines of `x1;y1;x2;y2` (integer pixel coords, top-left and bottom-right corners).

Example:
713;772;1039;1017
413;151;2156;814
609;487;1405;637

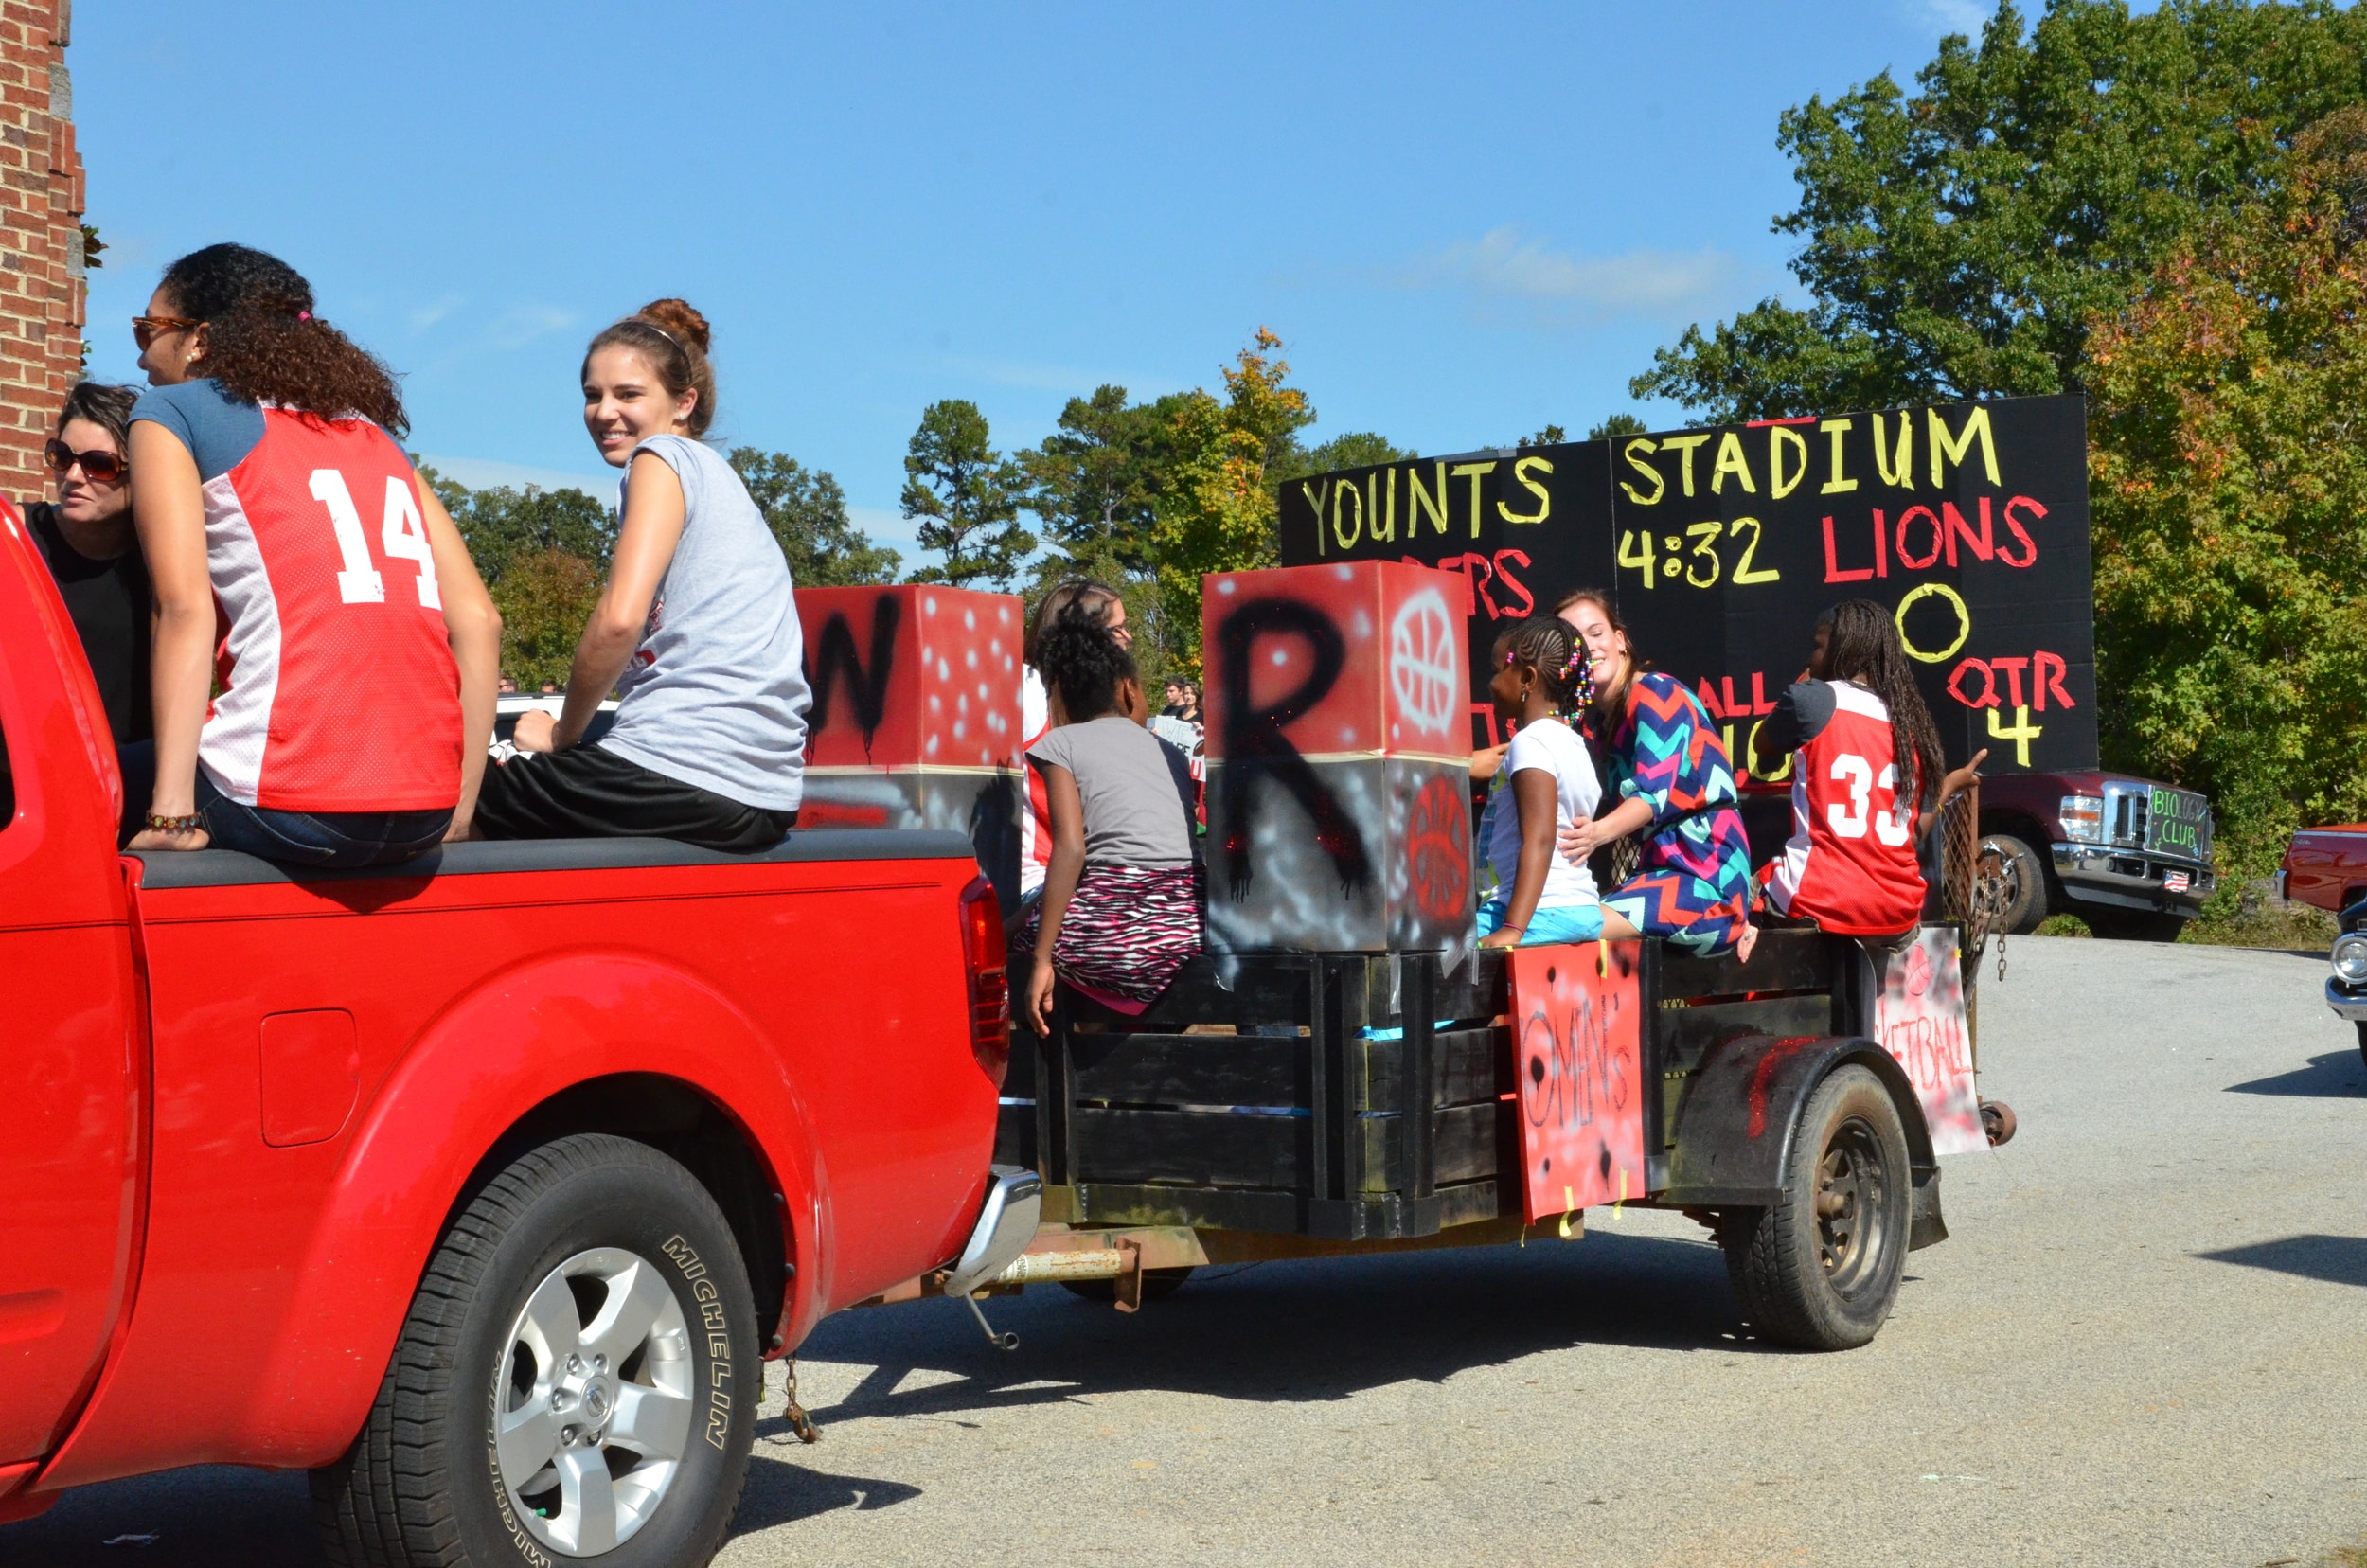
958;875;1010;1089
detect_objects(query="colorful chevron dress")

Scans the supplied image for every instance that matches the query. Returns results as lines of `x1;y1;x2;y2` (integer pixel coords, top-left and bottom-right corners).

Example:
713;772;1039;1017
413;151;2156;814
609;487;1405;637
1593;670;1758;958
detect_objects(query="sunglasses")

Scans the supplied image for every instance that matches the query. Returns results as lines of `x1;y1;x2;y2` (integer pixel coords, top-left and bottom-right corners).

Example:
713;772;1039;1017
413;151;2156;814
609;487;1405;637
132;314;199;350
46;439;126;483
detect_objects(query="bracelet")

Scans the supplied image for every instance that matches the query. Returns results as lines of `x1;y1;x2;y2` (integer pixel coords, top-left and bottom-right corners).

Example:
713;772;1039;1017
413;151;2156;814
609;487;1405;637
144;811;203;833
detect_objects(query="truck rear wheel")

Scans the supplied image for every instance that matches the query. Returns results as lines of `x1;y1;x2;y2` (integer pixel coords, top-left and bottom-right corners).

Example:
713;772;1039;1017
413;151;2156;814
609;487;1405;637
1980;833;2050;934
312;1133;756;1568
1718;1065;1910;1351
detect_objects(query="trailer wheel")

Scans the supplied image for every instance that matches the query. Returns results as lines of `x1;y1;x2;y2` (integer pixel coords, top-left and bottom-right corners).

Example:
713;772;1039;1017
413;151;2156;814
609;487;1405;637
1719;1065;1910;1351
311;1133;756;1567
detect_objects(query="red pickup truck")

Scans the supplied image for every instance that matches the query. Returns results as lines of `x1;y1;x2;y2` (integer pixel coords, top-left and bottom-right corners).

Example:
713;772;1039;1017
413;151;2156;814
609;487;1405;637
0;506;1037;1564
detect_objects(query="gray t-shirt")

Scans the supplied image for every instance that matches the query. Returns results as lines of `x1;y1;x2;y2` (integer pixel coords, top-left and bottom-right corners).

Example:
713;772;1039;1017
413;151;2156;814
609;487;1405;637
596;436;811;811
1028;715;1196;870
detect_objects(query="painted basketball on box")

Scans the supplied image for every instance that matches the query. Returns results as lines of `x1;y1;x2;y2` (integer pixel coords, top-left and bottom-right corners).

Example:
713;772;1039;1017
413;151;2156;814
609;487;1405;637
1200;561;1473;961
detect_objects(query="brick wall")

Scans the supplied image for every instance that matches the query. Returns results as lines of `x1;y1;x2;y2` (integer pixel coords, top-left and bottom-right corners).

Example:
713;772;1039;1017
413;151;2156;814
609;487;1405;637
0;0;80;501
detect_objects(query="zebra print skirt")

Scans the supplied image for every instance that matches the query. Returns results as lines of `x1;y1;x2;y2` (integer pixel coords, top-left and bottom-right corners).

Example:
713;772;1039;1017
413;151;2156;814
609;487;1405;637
1015;863;1204;1012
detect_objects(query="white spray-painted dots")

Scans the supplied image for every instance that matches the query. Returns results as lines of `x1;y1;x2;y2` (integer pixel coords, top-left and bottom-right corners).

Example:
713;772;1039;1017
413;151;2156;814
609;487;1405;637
937;657;952;681
926;734;941;755
1271;648;1289;667
964;608;976;630
1352;610;1372;639
1333;565;1354;581
953;721;966;739
929;694;942;712
1216;579;1237;596
923;595;938;616
966;649;977;668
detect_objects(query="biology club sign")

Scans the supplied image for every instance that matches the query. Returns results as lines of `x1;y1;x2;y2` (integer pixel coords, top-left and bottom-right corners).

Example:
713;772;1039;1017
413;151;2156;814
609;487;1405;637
1275;392;2096;776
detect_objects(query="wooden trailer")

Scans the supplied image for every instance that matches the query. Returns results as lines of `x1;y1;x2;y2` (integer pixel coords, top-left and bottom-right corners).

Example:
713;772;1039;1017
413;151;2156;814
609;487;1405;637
985;922;1969;1352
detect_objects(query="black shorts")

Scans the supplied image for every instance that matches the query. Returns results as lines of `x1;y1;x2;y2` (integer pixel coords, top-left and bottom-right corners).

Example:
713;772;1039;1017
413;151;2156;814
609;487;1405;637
473;743;796;853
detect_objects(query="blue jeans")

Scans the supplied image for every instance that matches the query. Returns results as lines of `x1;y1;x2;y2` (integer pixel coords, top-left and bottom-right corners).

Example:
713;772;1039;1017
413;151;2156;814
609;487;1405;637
196;774;450;869
1476;898;1606;946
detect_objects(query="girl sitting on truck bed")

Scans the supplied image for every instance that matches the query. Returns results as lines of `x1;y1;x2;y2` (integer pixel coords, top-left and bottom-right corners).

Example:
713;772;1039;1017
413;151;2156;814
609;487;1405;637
1017;605;1203;1033
1475;617;1606;950
1750;598;1984;941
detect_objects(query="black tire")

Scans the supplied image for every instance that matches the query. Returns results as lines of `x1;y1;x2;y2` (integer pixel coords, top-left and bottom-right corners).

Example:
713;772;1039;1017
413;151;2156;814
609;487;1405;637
2356;1021;2366;1072
1059;1267;1196;1304
312;1134;757;1568
1981;833;2050;934
1718;1065;1911;1351
2084;909;2186;943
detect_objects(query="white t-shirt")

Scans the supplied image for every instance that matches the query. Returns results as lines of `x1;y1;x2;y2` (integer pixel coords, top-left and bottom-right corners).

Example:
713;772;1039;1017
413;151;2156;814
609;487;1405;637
1482;717;1601;909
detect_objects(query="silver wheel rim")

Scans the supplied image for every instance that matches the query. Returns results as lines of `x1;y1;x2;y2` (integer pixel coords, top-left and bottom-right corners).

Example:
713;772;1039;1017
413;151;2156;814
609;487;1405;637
493;1246;697;1557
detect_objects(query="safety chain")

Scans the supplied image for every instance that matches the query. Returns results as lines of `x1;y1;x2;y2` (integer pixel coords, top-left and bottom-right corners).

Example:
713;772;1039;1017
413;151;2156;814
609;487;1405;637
782;1357;819;1444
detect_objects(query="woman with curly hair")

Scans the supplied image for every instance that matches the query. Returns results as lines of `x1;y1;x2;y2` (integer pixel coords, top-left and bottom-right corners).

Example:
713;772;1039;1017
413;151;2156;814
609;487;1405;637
1554;588;1761;962
125;243;500;866
474;299;811;849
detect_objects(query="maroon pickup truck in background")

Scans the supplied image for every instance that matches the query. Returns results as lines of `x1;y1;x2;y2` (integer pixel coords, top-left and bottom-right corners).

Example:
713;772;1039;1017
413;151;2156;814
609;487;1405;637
1972;770;2216;940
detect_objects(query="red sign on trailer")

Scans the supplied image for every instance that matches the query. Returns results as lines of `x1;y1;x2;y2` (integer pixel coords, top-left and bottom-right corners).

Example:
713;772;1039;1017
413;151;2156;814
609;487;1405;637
1506;942;1648;1223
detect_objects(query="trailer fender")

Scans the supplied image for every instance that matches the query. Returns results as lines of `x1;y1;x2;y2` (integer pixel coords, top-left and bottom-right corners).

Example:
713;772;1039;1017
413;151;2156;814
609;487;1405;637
1660;1034;1946;1249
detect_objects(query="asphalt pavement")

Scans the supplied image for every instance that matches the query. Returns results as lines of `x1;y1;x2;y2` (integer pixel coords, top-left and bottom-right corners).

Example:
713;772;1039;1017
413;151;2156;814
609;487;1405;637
9;935;2366;1568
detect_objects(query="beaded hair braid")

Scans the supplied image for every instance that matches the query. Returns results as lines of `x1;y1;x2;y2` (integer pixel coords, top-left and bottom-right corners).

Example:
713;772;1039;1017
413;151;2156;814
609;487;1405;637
1500;615;1594;722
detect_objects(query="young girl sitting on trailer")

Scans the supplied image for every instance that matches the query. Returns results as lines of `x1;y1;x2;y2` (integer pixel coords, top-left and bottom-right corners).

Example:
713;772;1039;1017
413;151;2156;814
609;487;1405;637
1017;604;1203;1033
1475;616;1607;950
1750;598;1984;942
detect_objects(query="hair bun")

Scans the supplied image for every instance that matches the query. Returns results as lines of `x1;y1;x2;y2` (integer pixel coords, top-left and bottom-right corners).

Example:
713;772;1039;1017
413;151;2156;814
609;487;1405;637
635;297;710;356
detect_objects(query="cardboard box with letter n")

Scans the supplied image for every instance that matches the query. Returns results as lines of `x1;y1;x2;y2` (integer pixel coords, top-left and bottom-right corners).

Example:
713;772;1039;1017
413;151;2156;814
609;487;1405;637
1201;561;1475;966
794;584;1024;905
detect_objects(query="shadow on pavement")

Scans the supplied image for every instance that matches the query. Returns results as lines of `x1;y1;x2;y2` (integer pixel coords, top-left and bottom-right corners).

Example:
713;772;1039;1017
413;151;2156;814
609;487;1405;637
2196;1234;2367;1289
2224;1050;2367;1097
764;1226;1757;1439
733;1455;922;1530
0;1465;319;1567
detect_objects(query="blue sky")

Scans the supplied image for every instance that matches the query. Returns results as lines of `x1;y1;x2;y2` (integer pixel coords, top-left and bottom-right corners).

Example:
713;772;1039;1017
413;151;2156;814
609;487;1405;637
76;1;2002;561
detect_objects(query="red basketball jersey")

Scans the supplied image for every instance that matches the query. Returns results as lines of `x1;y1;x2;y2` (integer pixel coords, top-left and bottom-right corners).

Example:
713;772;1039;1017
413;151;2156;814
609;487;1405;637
1761;679;1925;936
200;411;462;812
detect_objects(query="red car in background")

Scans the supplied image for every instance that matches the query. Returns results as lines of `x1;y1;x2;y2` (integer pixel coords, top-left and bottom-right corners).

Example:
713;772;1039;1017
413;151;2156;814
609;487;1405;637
2280;824;2367;916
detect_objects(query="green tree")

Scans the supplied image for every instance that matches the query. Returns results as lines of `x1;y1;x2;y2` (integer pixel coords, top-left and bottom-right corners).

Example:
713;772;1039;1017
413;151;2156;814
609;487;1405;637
417;461;614;586
1523;423;1571;446
901;399;1035;589
1020;383;1179;573
489;548;603;691
1585;414;1645;440
1149;329;1313;673
729;447;900;587
1269;430;1408;491
1633;0;2367;421
2086;108;2367;868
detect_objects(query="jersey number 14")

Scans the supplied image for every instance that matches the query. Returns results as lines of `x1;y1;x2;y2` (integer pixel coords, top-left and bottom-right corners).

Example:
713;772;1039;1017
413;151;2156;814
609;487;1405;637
309;468;441;609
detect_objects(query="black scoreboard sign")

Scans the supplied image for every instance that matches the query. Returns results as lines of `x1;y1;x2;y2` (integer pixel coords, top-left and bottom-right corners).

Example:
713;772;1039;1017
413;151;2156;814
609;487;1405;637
1275;392;2095;776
